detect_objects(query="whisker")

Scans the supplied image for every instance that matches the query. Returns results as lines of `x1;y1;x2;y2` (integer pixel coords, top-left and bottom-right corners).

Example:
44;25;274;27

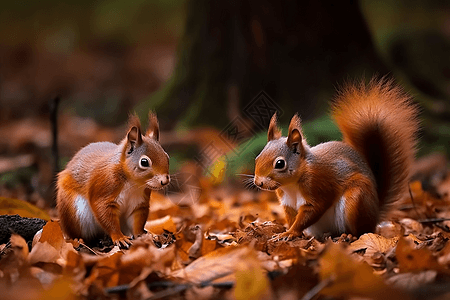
160;185;169;193
236;174;255;178
167;180;177;188
272;181;282;189
240;176;259;191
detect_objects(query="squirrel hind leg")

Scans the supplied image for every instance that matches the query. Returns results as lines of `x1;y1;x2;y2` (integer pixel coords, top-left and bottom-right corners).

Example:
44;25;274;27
57;189;82;240
342;181;379;236
73;195;104;241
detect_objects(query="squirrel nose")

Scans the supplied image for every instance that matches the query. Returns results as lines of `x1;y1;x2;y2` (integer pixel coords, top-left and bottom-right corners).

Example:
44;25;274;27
161;174;170;186
254;178;263;187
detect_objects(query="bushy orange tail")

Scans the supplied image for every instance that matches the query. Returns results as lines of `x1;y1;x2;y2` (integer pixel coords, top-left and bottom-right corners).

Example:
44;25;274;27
332;78;419;216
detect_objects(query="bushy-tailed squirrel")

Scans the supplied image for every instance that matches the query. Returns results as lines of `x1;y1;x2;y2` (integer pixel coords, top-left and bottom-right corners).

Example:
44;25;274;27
57;111;170;247
254;79;419;240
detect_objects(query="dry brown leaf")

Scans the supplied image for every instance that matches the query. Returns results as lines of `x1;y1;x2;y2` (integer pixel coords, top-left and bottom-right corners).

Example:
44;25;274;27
201;238;217;256
146;242;176;273
38;220;65;250
149;191;180;219
349;233;398;257
234;252;271;300
0;277;43;300
84;252;123;289
145;215;176;234
271;264;318;299
399;218;424;235
0;197;51;220
319;242;407;300
63;250;86;294
40;276;77;300
1;234;29;283
387;270;437;290
28;242;60;265
172;246;257;284
396;237;440;272
177;239;194;264
29;220;76;267
118;246;153;285
10;233;29;259
404;233;424;244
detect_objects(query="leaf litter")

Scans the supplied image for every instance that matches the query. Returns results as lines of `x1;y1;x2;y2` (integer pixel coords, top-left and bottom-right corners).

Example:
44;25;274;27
3;153;450;299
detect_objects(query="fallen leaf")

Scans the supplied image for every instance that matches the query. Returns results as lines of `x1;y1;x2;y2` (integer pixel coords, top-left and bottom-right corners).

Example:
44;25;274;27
28;242;59;265
0;234;29;283
349;233;398;257
85;252;123;289
319;243;407;300
399;218;424;235
234;252;271;300
201;237;217;256
0;197;50;220
387;270;437;289
118;246;153;285
39;220;65;250
145;215;176;234
271;264;318;299
10;233;29;259
172;246;257;284
29;220;76;267
396;237;440;272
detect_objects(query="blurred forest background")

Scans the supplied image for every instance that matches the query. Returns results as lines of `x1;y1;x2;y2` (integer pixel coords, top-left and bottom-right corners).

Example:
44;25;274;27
1;0;450;209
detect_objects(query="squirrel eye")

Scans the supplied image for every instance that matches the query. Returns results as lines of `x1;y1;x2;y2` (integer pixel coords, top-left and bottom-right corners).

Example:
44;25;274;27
273;157;286;170
139;155;152;169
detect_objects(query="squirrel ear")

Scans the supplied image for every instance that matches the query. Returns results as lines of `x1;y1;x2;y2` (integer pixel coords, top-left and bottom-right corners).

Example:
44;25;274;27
127;126;142;144
146;111;160;141
268;113;282;141
127;113;143;146
287;114;303;154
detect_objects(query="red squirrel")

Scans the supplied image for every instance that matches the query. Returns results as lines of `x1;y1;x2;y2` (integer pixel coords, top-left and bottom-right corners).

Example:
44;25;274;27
56;111;170;247
254;79;419;240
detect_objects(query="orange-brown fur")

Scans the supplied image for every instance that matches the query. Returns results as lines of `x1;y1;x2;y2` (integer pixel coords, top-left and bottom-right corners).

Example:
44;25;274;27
56;111;170;247
254;78;419;240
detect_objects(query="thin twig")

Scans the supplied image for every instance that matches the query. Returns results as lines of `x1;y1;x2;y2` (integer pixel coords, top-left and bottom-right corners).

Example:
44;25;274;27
301;276;334;300
408;185;422;219
50;96;60;175
418;218;450;223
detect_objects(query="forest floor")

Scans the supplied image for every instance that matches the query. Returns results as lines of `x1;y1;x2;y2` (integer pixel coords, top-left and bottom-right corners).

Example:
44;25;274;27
1;151;450;300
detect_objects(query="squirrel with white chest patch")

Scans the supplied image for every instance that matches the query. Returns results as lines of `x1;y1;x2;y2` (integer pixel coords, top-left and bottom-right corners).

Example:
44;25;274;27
56;111;170;247
254;79;419;240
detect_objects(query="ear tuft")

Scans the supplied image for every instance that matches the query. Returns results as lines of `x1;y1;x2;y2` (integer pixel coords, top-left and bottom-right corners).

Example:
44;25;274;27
146;111;160;141
286;114;303;154
127;113;143;145
267;113;282;141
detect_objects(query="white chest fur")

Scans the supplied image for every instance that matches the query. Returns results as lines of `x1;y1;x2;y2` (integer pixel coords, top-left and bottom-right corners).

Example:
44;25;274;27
279;183;306;211
278;183;347;237
116;182;147;235
116;182;146;216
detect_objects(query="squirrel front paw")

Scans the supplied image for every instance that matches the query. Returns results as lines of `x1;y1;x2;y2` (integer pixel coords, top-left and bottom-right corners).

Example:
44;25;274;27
131;228;149;239
111;233;132;249
270;229;303;242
